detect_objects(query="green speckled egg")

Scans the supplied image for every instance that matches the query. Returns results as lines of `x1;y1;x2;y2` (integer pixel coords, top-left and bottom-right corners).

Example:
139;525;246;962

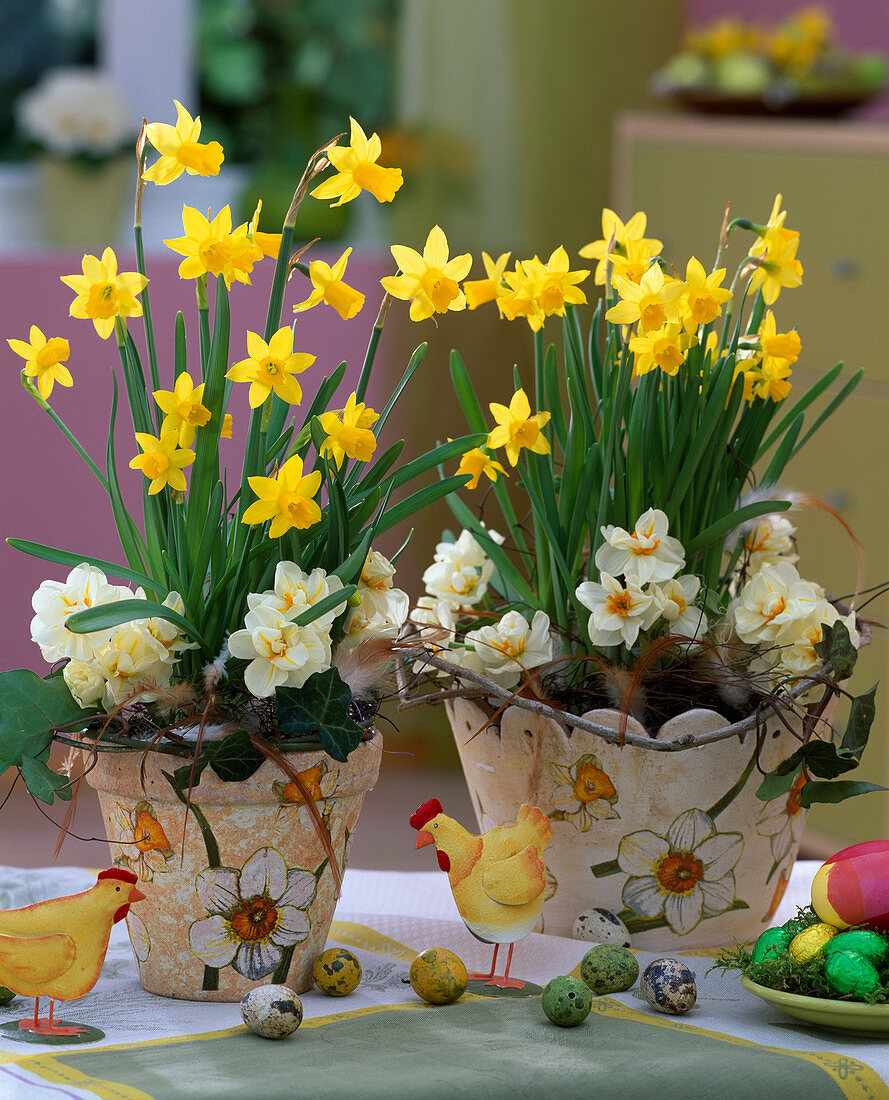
788;923;837;963
824;930;889;967
579;944;639;994
542;975;593;1027
824;949;882;998
751;926;794;964
312;948;362;997
409;948;468;1005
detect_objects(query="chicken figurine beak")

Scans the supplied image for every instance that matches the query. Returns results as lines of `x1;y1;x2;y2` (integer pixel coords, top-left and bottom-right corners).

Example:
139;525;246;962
415;829;434;850
130;886;147;903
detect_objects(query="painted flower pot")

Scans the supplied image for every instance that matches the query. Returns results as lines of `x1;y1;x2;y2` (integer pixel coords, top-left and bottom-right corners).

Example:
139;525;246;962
446;699;813;949
83;732;381;1000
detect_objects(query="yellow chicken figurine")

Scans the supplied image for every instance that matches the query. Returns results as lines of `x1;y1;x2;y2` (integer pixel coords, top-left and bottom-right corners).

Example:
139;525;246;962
0;867;145;1036
410;799;551;988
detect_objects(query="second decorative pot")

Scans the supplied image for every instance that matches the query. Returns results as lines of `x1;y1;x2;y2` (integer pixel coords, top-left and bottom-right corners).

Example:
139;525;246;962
446;698;810;949
83;732;382;1001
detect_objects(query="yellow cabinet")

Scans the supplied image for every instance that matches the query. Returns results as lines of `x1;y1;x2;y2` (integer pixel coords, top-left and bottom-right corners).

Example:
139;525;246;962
615;112;889;852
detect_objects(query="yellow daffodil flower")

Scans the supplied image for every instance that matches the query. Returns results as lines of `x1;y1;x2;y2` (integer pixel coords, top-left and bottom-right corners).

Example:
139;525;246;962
153;371;211;447
759;309;801;366
487;388;551;467
8;325;72;400
606;264;684;332
629;322;691;378
738;355;793;403
129;431;195;495
248;200;282;260
226;329;314;408
498;261;544;328
579;209;662;285
381;225;472;322
164;206;256;288
293;247;365;321
518;247;589;328
221;413;233;439
311;117;403;207
464;252;511;310
680;257;733;331
142;100;224;185
609;237;661;286
60;248;147;340
747;228;803;305
456;447;507;489
242;454;322;538
318;392;379;467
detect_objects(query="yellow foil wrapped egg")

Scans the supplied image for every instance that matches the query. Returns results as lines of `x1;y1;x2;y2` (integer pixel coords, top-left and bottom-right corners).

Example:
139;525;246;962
788;923;838;963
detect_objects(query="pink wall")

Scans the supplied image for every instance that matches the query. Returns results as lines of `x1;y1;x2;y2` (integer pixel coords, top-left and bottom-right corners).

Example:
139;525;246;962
0;252;392;676
686;0;889;119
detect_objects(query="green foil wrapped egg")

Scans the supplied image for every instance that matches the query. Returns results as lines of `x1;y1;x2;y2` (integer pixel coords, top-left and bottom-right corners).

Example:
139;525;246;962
788;923;837;964
579;944;639;994
751;926;794;964
542;975;593;1027
824;949;882;998
312;948;362;996
409;948;468;1005
823;930;889;968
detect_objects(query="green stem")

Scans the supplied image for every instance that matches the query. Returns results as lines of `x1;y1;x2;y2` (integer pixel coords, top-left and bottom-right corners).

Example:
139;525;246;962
134;223;161;422
21;375;109;492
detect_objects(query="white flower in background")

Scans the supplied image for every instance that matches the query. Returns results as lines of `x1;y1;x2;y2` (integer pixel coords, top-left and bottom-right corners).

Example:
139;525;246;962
461;610;552;688
576;573;659;649
30;564;129;663
339;587;410;653
772;601;860;678
355;550;403;620
189;847;316;981
595;508;685;586
732;561;821;646
649;575;709;640
228;604;332;697
249;562;346;632
743;513;798;573
62;659;106;709
423;529;495;608
16;68;132;157
618;808;743;935
410;597;458;675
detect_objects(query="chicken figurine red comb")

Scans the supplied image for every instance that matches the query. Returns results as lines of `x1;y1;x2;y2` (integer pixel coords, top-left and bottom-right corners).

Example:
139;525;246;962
411;799;551;991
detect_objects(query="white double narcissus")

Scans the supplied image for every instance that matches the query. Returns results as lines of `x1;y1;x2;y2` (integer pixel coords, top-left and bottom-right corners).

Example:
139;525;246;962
460;610;553;689
339;551;410;656
422;529;495;608
732;561;820;645
594;508;685;586
648;575;709;641
250;562;345;632
742;513;798;573
575;573;659;649
410;597;458;676
30;564;130;663
227;603;333;698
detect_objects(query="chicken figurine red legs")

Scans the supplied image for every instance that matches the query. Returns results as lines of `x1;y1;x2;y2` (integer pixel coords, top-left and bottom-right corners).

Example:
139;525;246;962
0;867;145;1037
410;799;551;989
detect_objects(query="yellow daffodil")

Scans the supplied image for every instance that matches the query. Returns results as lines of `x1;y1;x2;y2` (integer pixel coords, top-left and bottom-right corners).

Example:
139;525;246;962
311;117;403;207
609;237;661;286
606;264;684;332
759;310;802;366
293;247;365;321
498;261;544;328
517;247;589;328
248;200;282;260
464;251;511;310
629;322;691;378
747;228;803;305
738;355;793;403
129;431;195;495
242;455;322;538
487;388;551;467
226;328;314;408
8;326;72;400
153;371;211;447
456;447;507;489
579;209;662;285
680;257;733;331
142;100;224;185
221;413;233;439
318;392;379;467
164;206;255;288
60;248;147;340
381;225;472;322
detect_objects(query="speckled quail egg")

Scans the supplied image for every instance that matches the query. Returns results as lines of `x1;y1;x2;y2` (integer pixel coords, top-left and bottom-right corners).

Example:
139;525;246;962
640;958;697;1015
572;908;631;947
579;944;639;994
240;985;303;1038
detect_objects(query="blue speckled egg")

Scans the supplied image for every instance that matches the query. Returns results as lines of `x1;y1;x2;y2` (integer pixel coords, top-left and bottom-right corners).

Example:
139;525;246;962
572;909;631;947
542;975;593;1027
240;985;303;1038
640;958;697;1015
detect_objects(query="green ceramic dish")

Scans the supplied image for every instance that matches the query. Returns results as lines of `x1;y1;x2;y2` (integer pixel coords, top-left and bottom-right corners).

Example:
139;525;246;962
741;976;889;1036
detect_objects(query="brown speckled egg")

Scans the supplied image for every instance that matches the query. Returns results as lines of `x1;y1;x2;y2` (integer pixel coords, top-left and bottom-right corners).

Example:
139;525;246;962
409;948;468;1005
313;948;362;996
640;958;696;1015
240;985;303;1038
572;909;631;947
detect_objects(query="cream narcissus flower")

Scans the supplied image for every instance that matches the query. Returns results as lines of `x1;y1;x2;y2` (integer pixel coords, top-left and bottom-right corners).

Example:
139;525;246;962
743;514;798;572
8;326;72;400
30;564;127;663
456;446;506;490
579;209;663;285
381;225;472;322
576;573;660;649
226;328;314;408
595;508;685;586
311;117;403;207
340;586;410;655
772;601;860;678
242;454;323;538
515;247;589;329
680;257;732;330
606;264;684;332
628;322;689;378
293;247;365;321
410;597;458;674
129;431;195;495
463;251;511;310
153;371;211;447
75;621;178;709
318;392;378;467
249;562;346;631
487;388;551;467
649;575;709;640
732;560;821;645
228;602;332;697
60;248;147;340
142;100;224;185
423;530;495;608
164;206;257;288
461;610;553;688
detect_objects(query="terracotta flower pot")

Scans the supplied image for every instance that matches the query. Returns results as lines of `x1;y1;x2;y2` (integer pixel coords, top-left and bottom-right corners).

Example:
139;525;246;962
83;732;381;1000
446;698;814;949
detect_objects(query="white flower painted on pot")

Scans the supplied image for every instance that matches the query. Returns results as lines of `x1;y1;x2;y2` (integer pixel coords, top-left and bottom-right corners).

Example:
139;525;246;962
549;753;619;830
272;763;339;832
594;508;685;586
576;573;660;648
756;772;807;863
460;610;553;687
189;847;317;981
618;809;743;935
127;912;151;964
113;800;174;881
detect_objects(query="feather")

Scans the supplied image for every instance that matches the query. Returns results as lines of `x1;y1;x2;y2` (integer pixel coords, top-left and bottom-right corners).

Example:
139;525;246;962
333;635;403;698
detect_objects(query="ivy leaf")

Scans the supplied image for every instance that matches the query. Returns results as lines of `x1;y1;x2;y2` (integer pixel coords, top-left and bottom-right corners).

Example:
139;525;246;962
0;669;96;765
209;730;266;783
756;767;800;802
814;620;858;681
840;685;877;760
276;667;364;763
799;780;888;807
20;755;73;806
